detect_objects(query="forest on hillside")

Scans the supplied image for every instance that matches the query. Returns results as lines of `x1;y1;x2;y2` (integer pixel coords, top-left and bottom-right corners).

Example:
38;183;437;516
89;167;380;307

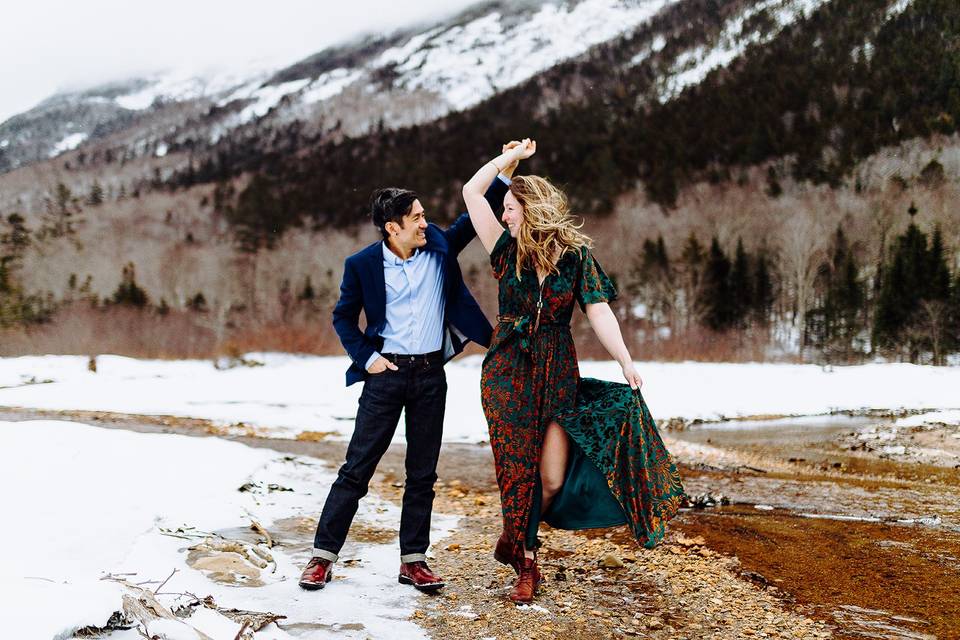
163;0;960;237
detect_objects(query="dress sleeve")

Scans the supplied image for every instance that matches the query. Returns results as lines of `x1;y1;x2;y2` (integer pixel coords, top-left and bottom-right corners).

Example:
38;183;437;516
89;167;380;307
489;228;514;280
575;247;618;311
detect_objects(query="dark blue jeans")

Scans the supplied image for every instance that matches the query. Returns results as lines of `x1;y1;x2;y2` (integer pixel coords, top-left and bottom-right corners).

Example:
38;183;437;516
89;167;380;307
312;358;447;563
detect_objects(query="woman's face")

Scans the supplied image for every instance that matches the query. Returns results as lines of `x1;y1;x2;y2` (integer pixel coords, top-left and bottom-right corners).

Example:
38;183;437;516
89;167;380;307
502;191;523;238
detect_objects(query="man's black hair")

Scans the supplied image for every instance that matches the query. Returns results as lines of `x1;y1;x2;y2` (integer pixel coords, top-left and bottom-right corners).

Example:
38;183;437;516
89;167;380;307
370;188;418;240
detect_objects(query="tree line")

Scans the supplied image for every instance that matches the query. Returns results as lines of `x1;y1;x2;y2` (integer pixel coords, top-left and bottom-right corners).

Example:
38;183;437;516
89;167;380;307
624;204;960;364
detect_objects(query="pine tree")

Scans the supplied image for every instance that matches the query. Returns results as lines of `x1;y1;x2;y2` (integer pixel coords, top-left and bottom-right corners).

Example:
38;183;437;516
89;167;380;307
0;213;46;326
187;292;208;312
822;227;865;360
110;263;149;308
928;225;951;300
40;182;83;239
87;180;104;206
700;237;733;331
630;236;673;326
679;234;705;328
299;276;316;301
949;273;960;352
752;252;774;325
873;204;951;360
729;238;753;328
0;214;30;294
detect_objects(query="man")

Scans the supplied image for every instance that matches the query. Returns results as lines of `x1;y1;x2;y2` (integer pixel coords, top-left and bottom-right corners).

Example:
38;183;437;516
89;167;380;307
299;170;512;592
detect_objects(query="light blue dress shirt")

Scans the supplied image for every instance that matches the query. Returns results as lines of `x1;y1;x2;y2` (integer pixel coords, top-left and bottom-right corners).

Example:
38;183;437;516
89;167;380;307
364;174;512;371
364;243;446;369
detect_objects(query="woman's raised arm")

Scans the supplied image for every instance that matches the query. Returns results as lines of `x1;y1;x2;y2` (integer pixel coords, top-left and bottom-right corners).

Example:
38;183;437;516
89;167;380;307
462;138;536;254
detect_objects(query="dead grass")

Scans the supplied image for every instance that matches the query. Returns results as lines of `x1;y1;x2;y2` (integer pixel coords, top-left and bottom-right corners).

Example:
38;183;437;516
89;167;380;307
0;302;797;364
0;304;217;358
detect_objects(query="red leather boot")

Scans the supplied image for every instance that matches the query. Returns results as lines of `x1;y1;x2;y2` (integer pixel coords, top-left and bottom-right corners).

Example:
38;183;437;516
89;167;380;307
509;555;543;604
399;561;446;592
298;557;334;590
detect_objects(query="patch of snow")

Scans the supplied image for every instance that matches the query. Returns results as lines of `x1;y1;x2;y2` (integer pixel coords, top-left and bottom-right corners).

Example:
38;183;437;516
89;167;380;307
376;0;680;110
231;78;313;125
2;355;960;445
300;68;364;104
114;59;282;111
885;0;913;20
630;33;667;66
49;132;88;157
895;410;960;429
0;139;8;148
657;0;832;101
852;40;876;62
0;420;453;639
155;142;168;157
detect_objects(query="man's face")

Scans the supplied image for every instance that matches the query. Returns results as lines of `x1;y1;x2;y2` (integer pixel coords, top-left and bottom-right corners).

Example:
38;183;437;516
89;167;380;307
387;199;428;250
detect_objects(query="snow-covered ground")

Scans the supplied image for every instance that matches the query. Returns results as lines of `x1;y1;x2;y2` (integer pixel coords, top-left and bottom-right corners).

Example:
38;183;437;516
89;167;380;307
0;420;456;639
0;354;959;443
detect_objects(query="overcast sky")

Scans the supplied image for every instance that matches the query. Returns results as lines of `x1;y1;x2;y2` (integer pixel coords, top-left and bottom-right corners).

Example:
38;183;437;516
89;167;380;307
0;0;481;124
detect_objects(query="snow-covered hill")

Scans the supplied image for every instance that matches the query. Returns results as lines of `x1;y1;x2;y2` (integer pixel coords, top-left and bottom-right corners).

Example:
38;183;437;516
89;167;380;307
0;0;685;172
0;0;916;185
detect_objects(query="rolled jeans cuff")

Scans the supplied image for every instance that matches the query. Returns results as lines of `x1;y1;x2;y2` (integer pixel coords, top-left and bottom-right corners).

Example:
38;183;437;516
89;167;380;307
312;548;339;563
400;552;427;563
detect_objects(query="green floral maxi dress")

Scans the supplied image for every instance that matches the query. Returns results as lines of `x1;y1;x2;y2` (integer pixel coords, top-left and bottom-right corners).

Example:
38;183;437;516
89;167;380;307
480;230;685;561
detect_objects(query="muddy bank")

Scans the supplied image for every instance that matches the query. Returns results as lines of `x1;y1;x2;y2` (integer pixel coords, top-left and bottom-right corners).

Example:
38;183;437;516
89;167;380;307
677;505;959;640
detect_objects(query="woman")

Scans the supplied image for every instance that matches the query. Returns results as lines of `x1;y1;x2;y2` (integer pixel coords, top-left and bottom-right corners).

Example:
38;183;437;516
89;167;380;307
462;139;684;604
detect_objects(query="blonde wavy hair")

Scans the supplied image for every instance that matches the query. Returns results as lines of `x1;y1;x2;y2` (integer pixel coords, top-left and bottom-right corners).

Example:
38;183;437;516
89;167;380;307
509;175;593;280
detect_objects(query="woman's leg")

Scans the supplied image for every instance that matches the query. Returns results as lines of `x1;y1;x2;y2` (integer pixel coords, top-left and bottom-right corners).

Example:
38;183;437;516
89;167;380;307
521;421;568;559
540;421;570;511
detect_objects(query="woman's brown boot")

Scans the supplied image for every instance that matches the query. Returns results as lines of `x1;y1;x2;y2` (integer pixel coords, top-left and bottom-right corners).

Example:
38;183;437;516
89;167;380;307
509;556;543;604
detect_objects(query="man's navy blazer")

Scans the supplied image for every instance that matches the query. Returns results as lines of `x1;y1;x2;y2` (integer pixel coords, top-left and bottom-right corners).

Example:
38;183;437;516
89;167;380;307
333;179;509;386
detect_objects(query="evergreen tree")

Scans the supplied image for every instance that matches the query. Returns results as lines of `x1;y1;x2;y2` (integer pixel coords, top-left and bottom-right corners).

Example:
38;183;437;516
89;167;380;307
0;214;30;295
752;252;774;325
679;233;705;327
928;225;951;300
949;273;960;351
873;205;952;360
110;263;149;308
187;292;208;312
817;227;865;361
729;238;753;328
40;182;83;239
87;180;104;206
299;276;316;301
226;174;289;252
0;214;50;326
629;235;673;326
700;237;733;331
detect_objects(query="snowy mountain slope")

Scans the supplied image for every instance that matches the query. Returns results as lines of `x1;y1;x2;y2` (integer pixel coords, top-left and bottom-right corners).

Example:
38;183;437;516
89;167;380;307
0;0;681;173
0;0;922;199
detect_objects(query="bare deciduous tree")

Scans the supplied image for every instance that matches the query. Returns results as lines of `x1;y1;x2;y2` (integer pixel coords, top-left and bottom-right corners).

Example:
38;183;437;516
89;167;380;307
777;214;828;354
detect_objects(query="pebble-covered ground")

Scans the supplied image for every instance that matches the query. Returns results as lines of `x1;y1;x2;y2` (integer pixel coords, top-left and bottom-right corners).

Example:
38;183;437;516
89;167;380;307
384;475;833;640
